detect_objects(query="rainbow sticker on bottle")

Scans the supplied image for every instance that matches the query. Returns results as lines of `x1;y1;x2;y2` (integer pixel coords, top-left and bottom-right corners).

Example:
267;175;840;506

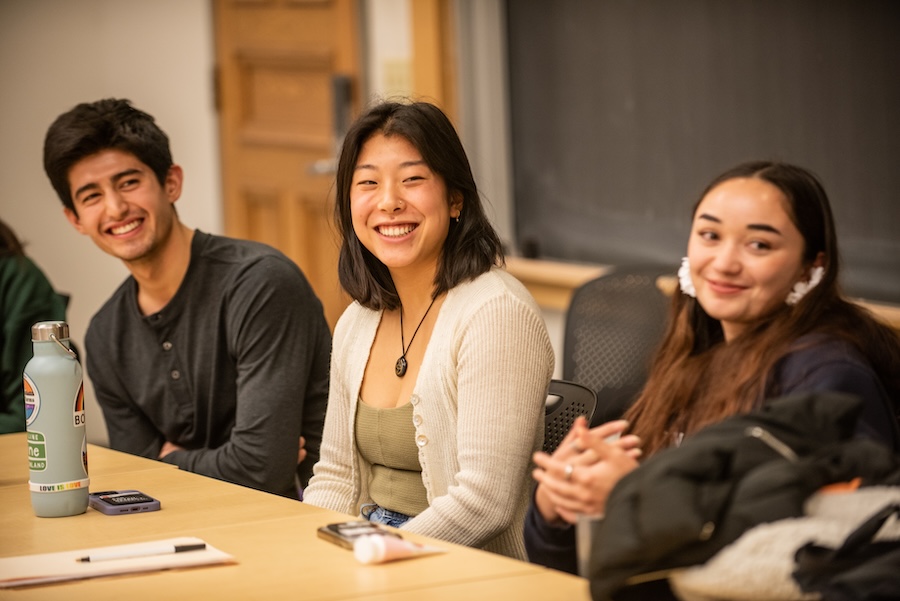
23;373;40;427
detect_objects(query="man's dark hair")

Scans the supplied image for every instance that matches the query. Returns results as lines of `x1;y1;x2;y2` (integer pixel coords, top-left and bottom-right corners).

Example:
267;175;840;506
43;98;173;212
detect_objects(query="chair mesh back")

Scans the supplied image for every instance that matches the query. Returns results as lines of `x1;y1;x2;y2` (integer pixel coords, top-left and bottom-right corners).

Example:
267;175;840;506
563;267;672;426
544;380;597;454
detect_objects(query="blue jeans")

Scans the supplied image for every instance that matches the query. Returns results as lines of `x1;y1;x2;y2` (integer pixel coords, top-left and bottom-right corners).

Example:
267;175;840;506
360;503;412;528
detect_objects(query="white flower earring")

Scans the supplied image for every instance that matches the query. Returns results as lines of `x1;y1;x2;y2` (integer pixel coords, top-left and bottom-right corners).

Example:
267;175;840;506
785;266;825;306
678;257;696;298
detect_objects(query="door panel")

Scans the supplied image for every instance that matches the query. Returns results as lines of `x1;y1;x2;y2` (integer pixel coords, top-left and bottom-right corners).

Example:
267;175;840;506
215;0;360;329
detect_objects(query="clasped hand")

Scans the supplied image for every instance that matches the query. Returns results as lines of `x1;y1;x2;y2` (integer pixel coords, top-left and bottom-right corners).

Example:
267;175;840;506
532;416;642;525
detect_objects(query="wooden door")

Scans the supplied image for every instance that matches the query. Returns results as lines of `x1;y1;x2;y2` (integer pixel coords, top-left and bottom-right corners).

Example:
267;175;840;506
214;0;360;329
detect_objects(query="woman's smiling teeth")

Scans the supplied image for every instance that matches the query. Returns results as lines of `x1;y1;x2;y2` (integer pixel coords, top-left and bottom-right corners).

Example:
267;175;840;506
378;224;416;238
109;220;141;236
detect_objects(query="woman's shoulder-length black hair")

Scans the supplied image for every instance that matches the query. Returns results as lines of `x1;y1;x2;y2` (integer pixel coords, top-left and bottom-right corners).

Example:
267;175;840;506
333;100;504;310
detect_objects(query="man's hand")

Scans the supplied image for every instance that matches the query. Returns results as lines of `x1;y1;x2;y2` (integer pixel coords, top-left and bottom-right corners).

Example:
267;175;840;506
158;441;185;459
298;436;307;465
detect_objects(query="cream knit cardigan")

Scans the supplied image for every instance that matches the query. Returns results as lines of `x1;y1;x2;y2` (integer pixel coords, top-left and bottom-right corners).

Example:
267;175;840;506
304;268;554;559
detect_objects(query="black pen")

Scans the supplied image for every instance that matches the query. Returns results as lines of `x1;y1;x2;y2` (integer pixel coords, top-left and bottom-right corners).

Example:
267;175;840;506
76;543;206;563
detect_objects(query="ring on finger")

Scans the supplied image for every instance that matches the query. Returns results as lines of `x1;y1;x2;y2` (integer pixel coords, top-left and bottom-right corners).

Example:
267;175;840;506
564;463;574;481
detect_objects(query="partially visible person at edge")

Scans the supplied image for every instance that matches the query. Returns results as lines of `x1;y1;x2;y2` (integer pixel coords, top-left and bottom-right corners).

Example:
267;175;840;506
42;98;330;498
303;100;554;559
0;219;68;433
525;160;900;574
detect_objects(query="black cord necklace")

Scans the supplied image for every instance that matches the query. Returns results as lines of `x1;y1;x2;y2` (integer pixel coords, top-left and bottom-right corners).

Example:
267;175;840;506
395;296;438;377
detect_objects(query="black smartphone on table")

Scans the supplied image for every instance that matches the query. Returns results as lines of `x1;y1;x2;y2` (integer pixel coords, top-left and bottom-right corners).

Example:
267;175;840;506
88;490;161;515
317;521;401;549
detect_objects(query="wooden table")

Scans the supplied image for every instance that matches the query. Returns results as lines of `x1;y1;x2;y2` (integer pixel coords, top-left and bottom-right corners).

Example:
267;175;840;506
0;433;587;600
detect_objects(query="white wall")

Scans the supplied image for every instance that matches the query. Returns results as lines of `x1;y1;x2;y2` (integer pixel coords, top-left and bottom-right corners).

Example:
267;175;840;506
0;0;221;446
363;0;414;99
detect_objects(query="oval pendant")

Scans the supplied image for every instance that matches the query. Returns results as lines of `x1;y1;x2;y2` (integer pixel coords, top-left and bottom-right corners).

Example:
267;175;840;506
395;356;408;378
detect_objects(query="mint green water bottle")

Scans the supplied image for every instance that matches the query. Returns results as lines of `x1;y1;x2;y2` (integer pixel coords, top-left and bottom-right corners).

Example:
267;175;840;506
24;321;89;517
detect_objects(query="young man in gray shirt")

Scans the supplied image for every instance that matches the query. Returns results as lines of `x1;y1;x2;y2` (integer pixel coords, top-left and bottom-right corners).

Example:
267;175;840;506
43;98;330;498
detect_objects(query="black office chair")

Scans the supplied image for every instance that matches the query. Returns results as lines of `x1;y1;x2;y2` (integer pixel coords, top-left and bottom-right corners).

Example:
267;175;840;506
543;379;598;454
563;266;672;426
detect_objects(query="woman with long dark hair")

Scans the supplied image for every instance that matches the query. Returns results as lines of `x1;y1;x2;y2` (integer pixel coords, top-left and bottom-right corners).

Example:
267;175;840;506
526;161;900;573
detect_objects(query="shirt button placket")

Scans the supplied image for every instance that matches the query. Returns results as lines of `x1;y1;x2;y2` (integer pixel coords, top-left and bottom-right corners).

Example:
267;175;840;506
162;341;179;380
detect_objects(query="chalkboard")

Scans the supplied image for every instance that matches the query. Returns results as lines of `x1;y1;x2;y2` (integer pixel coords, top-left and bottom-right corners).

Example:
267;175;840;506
507;0;900;303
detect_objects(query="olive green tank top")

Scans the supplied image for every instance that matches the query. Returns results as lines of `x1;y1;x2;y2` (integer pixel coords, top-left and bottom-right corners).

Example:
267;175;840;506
355;400;428;516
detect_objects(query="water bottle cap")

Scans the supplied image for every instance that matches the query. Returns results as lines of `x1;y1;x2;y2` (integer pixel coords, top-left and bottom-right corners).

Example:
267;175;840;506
31;321;70;342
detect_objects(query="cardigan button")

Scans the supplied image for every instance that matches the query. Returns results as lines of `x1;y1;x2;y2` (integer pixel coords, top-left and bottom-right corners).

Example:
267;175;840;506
413;414;423;426
170;370;181;380
415;434;428;447
162;341;173;351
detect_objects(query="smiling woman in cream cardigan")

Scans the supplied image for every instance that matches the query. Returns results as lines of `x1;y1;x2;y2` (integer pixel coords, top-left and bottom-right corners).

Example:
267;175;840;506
303;100;554;560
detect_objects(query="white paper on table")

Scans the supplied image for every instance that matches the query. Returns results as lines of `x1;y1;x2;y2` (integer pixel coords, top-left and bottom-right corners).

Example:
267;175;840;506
0;536;235;588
